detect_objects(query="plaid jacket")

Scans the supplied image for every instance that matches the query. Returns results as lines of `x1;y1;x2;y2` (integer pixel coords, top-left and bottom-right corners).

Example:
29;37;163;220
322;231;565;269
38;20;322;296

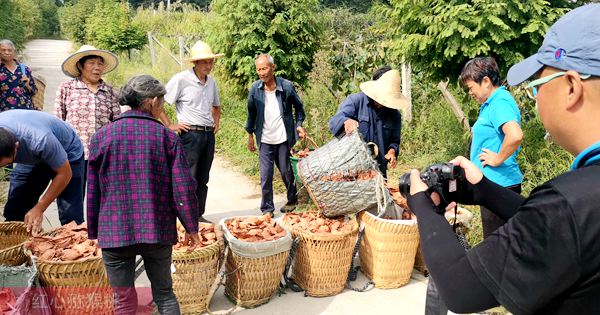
87;110;199;248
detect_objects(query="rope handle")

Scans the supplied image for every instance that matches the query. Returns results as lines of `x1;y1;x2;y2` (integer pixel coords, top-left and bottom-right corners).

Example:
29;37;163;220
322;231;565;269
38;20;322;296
345;225;374;293
291;135;319;155
206;245;244;315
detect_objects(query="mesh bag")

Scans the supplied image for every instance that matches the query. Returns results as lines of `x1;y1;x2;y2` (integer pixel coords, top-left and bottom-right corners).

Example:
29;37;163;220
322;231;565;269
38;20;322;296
297;132;394;217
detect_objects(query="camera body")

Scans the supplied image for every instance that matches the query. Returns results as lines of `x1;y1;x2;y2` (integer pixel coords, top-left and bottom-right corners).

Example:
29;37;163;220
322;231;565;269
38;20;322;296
399;163;467;213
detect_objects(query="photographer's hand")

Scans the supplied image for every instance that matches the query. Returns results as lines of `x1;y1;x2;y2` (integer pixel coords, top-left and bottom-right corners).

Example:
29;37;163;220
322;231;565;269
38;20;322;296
409;170;441;205
449;156;483;185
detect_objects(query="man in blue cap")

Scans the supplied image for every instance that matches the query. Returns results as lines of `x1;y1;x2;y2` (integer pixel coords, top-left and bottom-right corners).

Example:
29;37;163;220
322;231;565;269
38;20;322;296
405;4;600;314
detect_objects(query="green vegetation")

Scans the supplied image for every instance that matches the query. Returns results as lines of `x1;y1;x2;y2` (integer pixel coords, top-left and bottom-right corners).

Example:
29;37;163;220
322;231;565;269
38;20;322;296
68;1;576;248
0;0;60;49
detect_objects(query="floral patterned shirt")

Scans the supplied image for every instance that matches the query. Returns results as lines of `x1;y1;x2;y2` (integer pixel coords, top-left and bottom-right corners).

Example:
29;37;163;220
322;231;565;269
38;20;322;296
55;78;121;159
0;61;37;111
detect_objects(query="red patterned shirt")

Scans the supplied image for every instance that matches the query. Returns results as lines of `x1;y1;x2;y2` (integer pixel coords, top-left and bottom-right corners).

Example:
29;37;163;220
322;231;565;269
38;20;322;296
54;78;121;159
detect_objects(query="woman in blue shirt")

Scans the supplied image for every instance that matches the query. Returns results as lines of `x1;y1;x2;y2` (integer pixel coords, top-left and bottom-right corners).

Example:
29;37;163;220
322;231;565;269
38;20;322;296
460;57;523;238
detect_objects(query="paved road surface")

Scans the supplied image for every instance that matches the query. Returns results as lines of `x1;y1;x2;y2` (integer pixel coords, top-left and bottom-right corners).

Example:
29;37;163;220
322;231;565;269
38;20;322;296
17;39;430;315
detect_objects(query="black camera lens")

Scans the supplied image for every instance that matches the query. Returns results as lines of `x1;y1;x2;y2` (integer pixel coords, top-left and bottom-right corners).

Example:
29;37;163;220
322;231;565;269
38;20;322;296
398;172;411;198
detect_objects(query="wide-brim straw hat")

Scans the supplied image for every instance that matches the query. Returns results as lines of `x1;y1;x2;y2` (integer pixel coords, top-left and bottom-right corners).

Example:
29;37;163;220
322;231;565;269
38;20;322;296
61;45;118;78
359;69;409;111
186;40;224;62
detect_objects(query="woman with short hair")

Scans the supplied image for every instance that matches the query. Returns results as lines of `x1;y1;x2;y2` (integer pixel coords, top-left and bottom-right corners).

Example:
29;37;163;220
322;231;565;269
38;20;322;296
0;39;37;111
460;57;524;237
87;74;201;315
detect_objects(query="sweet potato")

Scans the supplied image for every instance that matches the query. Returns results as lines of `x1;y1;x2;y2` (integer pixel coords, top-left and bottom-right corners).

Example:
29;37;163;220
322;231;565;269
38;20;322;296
225;215;287;243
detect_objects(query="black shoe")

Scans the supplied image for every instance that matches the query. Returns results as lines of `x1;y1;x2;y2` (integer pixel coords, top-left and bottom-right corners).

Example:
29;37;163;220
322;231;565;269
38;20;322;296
262;211;274;218
199;216;213;224
280;202;298;213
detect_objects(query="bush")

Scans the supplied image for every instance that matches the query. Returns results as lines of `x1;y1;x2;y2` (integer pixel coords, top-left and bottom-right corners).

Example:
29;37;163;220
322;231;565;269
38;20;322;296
208;0;323;97
59;0;97;44
0;1;27;49
86;0;146;53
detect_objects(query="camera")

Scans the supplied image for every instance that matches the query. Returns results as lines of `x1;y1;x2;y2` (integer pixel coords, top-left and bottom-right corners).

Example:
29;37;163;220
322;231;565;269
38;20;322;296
398;163;468;213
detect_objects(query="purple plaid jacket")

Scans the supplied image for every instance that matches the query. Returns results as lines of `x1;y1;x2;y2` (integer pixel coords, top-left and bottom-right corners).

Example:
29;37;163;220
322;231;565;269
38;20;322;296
87;110;199;248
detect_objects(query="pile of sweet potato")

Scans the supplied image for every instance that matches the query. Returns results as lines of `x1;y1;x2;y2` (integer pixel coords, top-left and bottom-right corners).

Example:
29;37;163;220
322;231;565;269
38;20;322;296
24;221;99;262
387;185;410;210
0;288;16;313
174;222;219;250
293;148;311;158
320;170;378;182
225;215;287;243
283;212;355;234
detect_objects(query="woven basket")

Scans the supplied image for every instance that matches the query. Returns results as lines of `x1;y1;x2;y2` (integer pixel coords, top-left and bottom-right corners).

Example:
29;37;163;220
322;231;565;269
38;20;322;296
0;222;31;266
33;255;113;315
358;211;419;289
32;73;46;110
414;244;428;275
172;240;221;315
224;249;289;308
288;221;358;297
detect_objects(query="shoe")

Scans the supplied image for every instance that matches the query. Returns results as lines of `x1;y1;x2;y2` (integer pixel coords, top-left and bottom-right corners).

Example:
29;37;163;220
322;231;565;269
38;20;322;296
279;202;298;213
262;211;274;218
199;216;213;224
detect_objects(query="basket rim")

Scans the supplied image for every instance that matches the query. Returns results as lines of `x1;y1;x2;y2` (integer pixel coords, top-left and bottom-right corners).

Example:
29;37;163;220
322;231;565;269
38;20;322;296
359;210;418;226
172;239;221;259
286;219;359;240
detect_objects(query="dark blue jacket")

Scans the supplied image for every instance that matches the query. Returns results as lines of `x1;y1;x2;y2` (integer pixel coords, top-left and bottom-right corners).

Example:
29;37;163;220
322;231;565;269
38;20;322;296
329;92;401;175
246;77;305;147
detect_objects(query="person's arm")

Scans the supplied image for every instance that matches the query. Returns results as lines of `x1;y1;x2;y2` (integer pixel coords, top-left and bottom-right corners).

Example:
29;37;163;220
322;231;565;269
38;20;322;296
384;111;402;168
212;106;221;134
163;75;189;133
23;66;37;96
479;121;523;167
24;160;72;234
289;84;305;129
54;82;67;120
170;137;199;232
329;95;359;136
246;86;257;152
86;139;101;240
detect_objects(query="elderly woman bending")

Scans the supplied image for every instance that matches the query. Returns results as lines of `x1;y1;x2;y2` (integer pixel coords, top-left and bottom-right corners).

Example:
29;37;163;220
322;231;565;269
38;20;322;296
87;75;201;314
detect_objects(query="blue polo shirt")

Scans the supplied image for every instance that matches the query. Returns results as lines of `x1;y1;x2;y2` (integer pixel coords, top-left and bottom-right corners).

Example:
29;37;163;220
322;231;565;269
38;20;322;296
470;86;522;187
0;109;83;168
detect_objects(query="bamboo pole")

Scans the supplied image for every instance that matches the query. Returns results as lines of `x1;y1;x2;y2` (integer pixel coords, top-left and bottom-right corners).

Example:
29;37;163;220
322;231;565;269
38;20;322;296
438;80;471;132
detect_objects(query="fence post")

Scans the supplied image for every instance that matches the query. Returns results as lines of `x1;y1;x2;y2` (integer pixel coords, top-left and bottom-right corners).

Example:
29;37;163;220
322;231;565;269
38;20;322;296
401;62;413;122
148;32;156;68
179;37;185;71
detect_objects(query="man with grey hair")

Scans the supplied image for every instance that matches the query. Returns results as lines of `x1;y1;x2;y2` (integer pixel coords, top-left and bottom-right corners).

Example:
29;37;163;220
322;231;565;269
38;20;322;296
0;39;37;111
246;53;306;216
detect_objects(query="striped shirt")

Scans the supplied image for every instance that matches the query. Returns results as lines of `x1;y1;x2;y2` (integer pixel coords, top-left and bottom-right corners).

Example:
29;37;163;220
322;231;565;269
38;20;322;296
87;110;199;248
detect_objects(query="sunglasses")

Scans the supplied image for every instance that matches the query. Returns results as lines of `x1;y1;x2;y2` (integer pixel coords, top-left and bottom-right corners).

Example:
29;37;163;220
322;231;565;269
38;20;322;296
525;71;591;100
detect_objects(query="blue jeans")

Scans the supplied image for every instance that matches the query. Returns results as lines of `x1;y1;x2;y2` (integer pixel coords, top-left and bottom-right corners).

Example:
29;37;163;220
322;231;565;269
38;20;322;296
102;244;179;315
259;142;297;212
3;155;84;225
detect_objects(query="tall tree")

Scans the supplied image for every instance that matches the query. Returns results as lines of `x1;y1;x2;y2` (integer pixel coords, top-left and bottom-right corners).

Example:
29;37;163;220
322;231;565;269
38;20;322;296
208;0;323;96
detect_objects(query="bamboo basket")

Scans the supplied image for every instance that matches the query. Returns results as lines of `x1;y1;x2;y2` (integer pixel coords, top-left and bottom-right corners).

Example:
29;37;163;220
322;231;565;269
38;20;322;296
414;244;428;275
358;211;419;289
224;250;289;308
33;255;113;315
288;221;358;297
32;73;46;110
0;222;31;266
172;237;221;315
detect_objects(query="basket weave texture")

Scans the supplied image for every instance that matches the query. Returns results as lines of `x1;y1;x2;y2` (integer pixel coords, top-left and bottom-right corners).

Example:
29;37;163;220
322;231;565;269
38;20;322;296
34;255;113;315
32;74;46;110
172;240;221;315
358;211;419;289
0;222;31;266
224;249;289;308
288;221;358;297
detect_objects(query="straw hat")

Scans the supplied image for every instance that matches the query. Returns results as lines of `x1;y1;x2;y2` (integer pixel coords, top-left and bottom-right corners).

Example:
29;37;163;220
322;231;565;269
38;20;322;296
61;45;118;78
186;40;224;62
359;69;409;111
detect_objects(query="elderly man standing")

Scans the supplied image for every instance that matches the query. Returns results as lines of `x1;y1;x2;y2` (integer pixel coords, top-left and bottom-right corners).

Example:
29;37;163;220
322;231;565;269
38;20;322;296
246;54;306;216
162;40;223;223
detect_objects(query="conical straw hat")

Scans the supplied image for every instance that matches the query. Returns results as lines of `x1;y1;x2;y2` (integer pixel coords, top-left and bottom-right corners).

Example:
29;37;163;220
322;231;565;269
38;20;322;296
61;45;118;78
359;69;409;111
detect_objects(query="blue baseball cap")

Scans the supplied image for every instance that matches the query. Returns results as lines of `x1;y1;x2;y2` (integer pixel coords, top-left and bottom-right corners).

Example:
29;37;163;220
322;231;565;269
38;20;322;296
507;4;600;86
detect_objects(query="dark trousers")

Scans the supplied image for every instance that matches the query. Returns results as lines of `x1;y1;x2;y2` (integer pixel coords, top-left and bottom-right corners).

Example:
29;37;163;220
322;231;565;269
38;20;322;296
259;142;297;213
102;244;179;315
481;183;522;238
180;130;215;217
3;155;85;225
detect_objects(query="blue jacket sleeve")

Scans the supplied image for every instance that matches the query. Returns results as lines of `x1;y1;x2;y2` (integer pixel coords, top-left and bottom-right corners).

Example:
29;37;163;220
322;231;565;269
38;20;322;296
290;85;305;128
329;95;359;137
245;85;256;134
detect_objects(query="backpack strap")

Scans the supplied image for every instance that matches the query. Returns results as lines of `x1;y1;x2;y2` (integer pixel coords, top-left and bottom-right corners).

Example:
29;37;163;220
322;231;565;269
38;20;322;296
19;63;27;76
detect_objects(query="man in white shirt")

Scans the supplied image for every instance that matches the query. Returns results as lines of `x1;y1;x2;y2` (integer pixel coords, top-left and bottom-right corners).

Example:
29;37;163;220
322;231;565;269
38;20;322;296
246;54;306;216
162;40;223;222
